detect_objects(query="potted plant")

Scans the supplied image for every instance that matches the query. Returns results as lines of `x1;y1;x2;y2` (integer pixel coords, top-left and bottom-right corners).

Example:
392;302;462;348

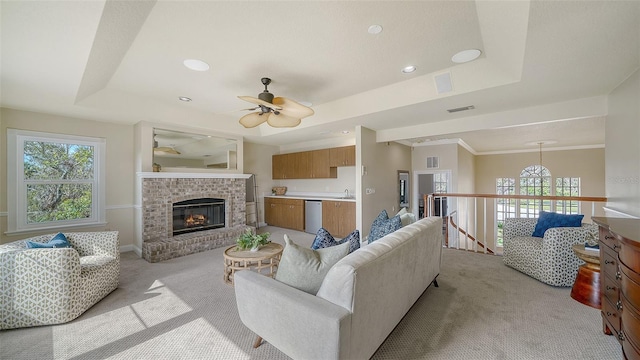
236;228;271;252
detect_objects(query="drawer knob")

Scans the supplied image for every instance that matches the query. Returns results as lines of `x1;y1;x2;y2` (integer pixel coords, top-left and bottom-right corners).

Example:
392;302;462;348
616;272;622;280
619;331;626;341
617;300;623;311
605;259;615;265
605;235;615;240
607;311;613;317
606;285;616;291
614;244;621;250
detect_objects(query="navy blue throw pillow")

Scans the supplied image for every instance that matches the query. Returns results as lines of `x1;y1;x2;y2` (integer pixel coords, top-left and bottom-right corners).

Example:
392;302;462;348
532;211;584;238
368;210;402;244
26;232;71;248
311;228;361;254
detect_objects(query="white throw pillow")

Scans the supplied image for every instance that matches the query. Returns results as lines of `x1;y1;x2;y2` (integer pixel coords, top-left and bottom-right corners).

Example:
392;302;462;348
275;234;349;295
396;207;416;227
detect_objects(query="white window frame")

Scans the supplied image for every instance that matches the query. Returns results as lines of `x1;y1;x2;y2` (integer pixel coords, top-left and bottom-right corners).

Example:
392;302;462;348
6;129;106;235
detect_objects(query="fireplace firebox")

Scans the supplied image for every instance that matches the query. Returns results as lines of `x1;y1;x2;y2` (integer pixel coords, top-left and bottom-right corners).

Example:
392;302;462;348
173;198;225;235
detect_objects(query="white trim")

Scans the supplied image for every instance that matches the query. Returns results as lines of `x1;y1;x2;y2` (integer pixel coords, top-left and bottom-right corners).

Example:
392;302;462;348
476;144;605;156
120;244;135;253
4;221;109;236
603;207;640;219
106;204;135;210
137;172;252;179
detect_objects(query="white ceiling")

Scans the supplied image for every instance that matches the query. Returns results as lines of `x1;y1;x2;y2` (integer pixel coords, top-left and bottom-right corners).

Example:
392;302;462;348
1;0;639;153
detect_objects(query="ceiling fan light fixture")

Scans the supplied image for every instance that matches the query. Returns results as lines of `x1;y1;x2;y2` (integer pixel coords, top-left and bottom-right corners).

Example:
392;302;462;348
178;96;192;102
368;24;383;34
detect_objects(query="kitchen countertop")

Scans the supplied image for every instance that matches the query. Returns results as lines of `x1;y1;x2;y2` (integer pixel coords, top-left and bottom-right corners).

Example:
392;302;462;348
265;195;356;202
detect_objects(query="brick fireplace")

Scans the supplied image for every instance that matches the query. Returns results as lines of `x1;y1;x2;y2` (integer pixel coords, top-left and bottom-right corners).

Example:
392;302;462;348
140;175;250;262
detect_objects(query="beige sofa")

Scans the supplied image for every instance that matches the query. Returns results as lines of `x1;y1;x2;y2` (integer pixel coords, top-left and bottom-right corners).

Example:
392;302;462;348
234;217;443;359
0;231;120;330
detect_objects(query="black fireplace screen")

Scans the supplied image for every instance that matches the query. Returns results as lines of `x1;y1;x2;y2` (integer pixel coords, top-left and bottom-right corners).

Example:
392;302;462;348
172;198;225;235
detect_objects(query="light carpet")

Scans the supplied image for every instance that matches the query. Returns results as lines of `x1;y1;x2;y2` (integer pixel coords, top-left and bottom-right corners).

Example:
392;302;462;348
0;226;622;359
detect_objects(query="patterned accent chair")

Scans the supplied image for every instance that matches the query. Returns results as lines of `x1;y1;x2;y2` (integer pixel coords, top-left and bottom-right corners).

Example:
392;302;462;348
502;219;598;287
0;231;120;330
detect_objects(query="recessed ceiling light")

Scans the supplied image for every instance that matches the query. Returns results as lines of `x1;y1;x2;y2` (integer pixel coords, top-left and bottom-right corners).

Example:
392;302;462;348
451;49;482;63
368;24;383;35
183;59;210;71
178;96;192;102
401;65;416;74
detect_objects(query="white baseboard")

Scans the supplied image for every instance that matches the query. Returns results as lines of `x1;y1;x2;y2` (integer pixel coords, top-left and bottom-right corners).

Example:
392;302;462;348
120;245;143;257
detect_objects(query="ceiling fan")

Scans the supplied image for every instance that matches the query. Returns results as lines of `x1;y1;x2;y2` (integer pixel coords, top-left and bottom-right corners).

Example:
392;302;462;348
237;77;314;128
153;139;181;155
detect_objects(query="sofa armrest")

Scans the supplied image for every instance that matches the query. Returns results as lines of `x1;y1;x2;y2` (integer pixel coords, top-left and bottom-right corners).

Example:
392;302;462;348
541;226;589;254
234;270;351;360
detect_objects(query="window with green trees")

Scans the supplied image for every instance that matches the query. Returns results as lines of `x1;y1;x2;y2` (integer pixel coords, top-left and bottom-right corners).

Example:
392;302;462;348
8;130;105;233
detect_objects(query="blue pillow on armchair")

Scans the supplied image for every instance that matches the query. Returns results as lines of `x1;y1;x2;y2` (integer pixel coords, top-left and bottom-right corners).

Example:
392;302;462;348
532;211;584;238
26;232;71;248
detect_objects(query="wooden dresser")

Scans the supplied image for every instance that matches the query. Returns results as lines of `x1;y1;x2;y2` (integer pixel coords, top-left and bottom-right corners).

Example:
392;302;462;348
593;217;640;359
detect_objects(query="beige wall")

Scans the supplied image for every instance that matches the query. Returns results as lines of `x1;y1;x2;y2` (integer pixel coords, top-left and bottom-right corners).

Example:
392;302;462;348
0;108;135;246
357;126;412;238
243;141;279;224
606;69;640;218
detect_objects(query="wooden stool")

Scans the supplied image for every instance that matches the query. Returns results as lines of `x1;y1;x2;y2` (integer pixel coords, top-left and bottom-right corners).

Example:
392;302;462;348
570;244;601;309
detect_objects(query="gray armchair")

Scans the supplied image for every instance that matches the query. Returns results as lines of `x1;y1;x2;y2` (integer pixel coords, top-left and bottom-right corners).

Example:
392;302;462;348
502;218;598;287
0;231;120;330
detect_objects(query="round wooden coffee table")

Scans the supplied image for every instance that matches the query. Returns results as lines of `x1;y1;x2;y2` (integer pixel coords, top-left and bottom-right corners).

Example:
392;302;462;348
570;244;601;309
223;242;283;285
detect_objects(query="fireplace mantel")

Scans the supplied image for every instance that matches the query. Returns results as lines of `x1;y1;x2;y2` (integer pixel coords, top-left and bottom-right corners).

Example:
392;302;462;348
137;172;252;179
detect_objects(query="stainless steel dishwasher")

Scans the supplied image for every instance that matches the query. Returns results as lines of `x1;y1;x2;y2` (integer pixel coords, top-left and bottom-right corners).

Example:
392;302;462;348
305;200;322;234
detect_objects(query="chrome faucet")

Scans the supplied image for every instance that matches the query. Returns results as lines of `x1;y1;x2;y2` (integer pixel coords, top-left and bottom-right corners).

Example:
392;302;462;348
344;189;349;198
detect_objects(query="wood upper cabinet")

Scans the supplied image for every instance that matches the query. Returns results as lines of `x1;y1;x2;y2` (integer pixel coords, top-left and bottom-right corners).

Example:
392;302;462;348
329;145;356;167
265;198;304;231
322;200;356;238
272;149;337;179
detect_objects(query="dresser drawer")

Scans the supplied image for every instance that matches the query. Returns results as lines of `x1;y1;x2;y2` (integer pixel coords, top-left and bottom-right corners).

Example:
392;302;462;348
600;227;620;251
603;296;622;335
623;338;640;360
602;244;620;280
622;264;640;313
623;291;640;359
603;273;621;306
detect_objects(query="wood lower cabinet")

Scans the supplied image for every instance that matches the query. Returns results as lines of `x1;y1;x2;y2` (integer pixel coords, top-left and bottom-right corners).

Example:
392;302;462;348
264;198;304;231
322;201;356;238
594;217;640;360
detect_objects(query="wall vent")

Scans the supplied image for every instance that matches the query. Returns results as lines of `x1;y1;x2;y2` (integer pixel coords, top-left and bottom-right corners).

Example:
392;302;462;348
426;156;439;169
447;105;475;113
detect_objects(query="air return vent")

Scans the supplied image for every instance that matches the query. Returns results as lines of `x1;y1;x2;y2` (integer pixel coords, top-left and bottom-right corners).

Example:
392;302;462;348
447;105;475;113
426;156;439;169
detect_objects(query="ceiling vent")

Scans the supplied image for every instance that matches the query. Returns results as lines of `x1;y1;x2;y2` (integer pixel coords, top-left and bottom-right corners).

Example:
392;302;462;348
426;156;439;169
447;105;475;113
434;72;453;94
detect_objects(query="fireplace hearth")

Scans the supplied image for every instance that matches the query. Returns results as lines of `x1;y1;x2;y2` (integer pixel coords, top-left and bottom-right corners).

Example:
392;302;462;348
173;198;225;235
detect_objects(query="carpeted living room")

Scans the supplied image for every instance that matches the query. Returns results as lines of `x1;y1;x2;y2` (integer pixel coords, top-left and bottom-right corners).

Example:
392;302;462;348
0;226;622;359
2;1;640;359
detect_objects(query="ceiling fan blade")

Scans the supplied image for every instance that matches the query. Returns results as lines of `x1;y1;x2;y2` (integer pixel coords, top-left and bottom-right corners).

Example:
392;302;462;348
267;113;302;128
238;96;282;111
154;147;181;155
273;97;314;119
239;112;269;128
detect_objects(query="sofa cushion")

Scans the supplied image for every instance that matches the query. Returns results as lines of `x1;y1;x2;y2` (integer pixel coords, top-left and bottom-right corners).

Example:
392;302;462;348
275;234;349;295
369;210;402;243
532;211;584;237
26;232;70;249
311;228;360;253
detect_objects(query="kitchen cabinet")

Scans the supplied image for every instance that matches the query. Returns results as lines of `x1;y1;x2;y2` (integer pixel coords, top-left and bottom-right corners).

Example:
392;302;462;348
322;200;356;238
272;149;337;179
329;145;356;167
265;198;304;231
